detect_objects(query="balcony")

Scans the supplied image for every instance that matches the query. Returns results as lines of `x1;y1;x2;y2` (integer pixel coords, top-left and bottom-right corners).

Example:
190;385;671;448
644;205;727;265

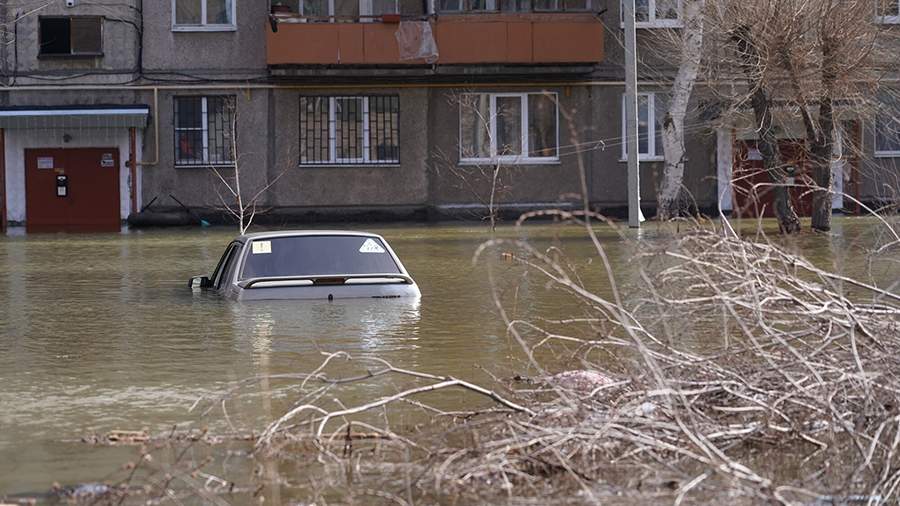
265;13;604;67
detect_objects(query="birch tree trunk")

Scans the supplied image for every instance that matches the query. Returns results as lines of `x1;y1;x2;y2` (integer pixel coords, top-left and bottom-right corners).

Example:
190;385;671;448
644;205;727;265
657;0;705;220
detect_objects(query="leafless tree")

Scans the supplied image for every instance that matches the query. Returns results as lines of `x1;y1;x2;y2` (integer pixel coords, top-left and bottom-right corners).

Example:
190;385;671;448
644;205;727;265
208;102;285;235
702;0;887;233
656;0;707;220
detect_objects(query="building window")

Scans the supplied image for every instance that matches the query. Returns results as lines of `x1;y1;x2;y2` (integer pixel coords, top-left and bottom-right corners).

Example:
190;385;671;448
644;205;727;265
438;0;589;12
621;0;682;27
621;92;667;161
875;94;900;157
174;96;236;166
299;96;400;166
459;93;559;164
877;0;900;23
38;17;102;56
173;0;235;30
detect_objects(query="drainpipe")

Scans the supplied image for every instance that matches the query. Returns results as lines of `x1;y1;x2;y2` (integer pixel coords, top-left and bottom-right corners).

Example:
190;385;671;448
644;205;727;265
129;127;138;214
0;129;5;232
137;87;159;167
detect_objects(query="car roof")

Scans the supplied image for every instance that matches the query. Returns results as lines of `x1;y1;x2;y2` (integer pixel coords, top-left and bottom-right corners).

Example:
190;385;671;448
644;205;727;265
236;230;384;243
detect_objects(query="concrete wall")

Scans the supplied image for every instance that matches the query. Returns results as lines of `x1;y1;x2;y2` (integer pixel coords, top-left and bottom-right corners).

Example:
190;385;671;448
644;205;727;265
3;0;141;86
140;88;270;209
268;87;429;211
141;1;268;78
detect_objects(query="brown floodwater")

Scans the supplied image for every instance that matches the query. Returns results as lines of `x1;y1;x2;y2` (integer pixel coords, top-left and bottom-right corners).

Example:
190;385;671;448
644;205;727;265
0;217;895;499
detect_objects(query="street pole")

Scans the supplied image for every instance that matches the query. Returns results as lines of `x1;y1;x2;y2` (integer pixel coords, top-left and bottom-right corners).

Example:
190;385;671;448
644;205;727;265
623;0;641;228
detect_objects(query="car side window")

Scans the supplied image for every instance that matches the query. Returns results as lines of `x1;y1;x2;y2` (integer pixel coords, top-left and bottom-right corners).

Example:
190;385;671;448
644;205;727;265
212;243;240;289
218;245;243;289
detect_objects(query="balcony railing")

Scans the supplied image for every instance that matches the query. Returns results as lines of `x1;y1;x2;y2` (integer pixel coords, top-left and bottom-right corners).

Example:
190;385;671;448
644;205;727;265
266;12;604;66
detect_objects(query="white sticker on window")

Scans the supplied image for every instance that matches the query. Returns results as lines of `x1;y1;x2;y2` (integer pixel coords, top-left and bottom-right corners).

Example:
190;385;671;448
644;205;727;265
252;241;272;254
359;238;386;254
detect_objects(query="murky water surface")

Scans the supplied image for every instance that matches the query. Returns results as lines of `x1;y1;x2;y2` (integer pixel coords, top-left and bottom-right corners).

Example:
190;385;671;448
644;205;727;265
0;218;895;497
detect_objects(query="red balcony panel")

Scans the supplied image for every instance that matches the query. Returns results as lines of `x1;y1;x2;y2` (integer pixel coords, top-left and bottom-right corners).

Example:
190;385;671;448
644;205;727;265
363;23;406;63
266;13;603;66
506;21;533;63
533;21;603;62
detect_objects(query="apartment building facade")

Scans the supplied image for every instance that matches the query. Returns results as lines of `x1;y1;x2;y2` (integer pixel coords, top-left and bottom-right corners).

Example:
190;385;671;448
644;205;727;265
0;0;897;231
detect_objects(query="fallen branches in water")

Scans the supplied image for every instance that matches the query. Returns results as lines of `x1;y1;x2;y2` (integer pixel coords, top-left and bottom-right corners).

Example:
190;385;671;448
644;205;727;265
68;222;900;505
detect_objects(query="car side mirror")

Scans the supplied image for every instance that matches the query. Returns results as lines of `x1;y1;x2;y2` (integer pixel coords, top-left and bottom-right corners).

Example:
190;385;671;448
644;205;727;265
189;276;212;289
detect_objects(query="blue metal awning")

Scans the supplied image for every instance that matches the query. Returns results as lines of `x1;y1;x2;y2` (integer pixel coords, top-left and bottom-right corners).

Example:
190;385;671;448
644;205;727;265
0;105;150;129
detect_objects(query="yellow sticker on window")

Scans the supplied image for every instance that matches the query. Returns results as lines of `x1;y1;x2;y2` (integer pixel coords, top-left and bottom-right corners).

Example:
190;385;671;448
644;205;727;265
252;241;272;254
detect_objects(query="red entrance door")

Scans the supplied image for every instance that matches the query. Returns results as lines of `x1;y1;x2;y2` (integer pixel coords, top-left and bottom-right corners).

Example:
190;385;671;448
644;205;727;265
25;148;120;232
733;140;813;218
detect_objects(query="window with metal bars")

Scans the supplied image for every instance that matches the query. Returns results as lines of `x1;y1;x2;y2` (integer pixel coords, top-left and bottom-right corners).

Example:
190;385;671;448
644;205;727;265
174;96;236;167
299;96;400;166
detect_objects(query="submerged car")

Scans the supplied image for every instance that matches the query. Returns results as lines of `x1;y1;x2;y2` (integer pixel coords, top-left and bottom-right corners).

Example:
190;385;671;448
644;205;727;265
188;231;420;301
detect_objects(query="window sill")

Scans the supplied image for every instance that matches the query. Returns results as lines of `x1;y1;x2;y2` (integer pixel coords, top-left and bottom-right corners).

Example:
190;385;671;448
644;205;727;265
458;158;561;166
38;53;104;59
618;156;665;162
172;25;237;32
620;21;684;29
298;163;401;168
874;151;900;158
175;163;236;168
876;16;900;24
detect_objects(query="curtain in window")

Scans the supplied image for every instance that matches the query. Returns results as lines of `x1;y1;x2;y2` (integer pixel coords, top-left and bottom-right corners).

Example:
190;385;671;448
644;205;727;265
528;94;557;158
634;0;650;21
175;0;202;24
637;95;650;155
335;98;364;161
175;97;203;163
301;0;330;16
655;0;678;19
372;0;399;14
334;0;360;17
878;0;900;17
368;97;400;162
875;94;900;153
207;98;235;164
654;94;668;157
208;0;233;24
496;96;522;156
460;95;491;159
300;97;330;163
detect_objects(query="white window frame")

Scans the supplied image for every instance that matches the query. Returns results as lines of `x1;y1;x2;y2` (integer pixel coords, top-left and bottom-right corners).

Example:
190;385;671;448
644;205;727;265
621;92;665;162
621;0;683;28
172;0;237;32
874;105;900;158
876;0;900;24
458;92;560;165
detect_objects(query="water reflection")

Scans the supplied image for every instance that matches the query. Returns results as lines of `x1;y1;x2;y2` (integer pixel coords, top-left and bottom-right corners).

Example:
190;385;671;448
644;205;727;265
226;297;422;354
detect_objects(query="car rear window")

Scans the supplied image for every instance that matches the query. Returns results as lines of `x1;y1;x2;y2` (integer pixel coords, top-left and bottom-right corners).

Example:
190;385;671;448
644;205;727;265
240;236;401;280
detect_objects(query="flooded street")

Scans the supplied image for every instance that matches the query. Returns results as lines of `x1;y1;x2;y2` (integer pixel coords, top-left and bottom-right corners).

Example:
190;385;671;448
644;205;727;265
0;218;895;497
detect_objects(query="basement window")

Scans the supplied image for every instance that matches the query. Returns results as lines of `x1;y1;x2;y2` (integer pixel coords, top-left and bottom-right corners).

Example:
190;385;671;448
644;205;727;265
39;17;103;57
